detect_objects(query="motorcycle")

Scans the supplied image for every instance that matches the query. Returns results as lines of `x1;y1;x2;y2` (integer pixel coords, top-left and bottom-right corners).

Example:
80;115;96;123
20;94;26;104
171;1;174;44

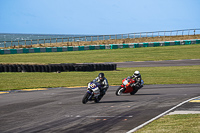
82;81;102;104
116;77;144;96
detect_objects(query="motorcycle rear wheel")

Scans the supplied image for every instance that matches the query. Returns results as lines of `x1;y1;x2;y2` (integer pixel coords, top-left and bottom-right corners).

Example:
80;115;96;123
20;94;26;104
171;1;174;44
116;87;124;96
82;93;90;104
130;88;138;95
94;97;100;103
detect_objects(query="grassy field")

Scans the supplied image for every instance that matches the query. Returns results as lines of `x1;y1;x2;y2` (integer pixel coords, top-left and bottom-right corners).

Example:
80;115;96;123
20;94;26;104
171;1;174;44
0;44;200;91
0;65;200;91
0;44;200;64
135;114;200;133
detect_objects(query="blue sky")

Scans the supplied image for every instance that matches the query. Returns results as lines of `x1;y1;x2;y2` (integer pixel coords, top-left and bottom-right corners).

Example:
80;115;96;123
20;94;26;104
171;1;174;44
0;0;199;35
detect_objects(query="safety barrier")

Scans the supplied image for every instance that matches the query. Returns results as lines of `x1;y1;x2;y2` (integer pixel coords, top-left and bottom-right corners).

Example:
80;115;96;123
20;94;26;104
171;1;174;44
0;63;117;72
0;39;199;54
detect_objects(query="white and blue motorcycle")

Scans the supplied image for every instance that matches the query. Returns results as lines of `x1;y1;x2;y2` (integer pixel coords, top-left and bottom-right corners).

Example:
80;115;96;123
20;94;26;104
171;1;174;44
82;81;102;104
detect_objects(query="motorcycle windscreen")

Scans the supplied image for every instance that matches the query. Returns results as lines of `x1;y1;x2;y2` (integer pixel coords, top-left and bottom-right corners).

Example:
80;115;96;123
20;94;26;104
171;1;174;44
123;80;128;85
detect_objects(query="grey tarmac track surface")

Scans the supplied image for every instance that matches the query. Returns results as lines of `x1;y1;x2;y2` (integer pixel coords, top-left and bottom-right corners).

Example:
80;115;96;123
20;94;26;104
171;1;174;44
116;59;200;67
0;84;200;133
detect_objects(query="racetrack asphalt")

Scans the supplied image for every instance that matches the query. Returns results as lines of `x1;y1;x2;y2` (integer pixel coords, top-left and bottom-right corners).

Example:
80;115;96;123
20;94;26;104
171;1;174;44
0;84;200;133
116;59;200;68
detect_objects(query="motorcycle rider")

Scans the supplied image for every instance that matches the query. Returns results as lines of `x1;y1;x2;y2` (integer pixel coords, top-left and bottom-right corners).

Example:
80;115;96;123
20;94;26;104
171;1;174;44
130;70;142;89
94;73;109;97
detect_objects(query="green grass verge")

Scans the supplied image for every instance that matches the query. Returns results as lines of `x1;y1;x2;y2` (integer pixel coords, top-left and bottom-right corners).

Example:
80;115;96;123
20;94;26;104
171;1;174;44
135;114;200;133
0;44;200;64
0;65;200;91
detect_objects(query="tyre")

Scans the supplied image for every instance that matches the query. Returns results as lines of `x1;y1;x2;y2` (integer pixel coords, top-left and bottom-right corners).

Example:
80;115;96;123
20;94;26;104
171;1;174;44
16;65;22;72
116;86;125;96
48;65;52;72
29;65;34;72
41;65;45;72
97;94;104;102
24;65;30;72
0;64;3;72
32;65;37;72
8;65;13;72
130;88;138;95
82;93;90;104
3;65;9;72
95;64;100;71
44;65;49;72
94;97;100;103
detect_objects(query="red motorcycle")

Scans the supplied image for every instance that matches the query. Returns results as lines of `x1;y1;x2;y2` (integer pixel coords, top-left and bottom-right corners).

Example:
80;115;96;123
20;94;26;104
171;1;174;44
116;77;144;96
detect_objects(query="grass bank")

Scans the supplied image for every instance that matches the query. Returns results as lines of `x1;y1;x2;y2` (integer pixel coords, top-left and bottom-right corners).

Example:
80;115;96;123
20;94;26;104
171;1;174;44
135;114;200;133
0;44;200;64
0;65;200;91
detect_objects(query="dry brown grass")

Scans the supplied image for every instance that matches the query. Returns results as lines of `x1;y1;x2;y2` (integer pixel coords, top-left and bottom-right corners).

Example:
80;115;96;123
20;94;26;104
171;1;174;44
2;34;200;49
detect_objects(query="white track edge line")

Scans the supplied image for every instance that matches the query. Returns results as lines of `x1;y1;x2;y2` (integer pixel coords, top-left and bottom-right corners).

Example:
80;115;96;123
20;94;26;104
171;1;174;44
126;96;200;133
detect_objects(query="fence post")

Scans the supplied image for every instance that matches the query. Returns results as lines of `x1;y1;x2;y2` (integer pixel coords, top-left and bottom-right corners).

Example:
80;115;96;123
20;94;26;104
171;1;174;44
11;41;12;47
18;40;19;46
194;29;195;35
62;38;63;43
44;39;45;45
25;40;26;46
50;38;51;45
37;39;39;44
56;38;57;44
4;41;6;48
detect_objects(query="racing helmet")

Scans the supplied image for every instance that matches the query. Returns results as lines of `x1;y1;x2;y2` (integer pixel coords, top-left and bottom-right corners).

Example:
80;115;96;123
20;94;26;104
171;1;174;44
98;73;105;81
134;71;140;76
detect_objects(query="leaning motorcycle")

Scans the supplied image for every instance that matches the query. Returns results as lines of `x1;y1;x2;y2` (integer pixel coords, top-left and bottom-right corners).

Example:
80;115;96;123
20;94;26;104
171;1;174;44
82;81;102;104
116;77;144;96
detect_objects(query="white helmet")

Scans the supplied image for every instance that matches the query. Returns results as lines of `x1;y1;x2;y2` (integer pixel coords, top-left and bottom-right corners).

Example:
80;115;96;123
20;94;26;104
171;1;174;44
134;71;140;76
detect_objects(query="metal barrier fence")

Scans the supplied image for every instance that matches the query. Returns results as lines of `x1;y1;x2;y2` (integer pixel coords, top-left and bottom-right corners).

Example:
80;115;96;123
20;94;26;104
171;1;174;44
0;28;200;48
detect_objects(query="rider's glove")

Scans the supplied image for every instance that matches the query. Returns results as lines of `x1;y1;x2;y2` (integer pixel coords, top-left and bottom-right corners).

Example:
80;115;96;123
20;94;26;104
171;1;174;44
130;83;135;87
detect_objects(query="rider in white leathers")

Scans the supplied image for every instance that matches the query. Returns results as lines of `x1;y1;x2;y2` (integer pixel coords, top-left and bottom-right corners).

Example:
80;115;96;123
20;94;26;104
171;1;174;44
94;73;109;97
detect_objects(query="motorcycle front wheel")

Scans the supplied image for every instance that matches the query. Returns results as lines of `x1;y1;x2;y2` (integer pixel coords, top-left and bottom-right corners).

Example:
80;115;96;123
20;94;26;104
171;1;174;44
116;87;125;96
82;92;90;104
